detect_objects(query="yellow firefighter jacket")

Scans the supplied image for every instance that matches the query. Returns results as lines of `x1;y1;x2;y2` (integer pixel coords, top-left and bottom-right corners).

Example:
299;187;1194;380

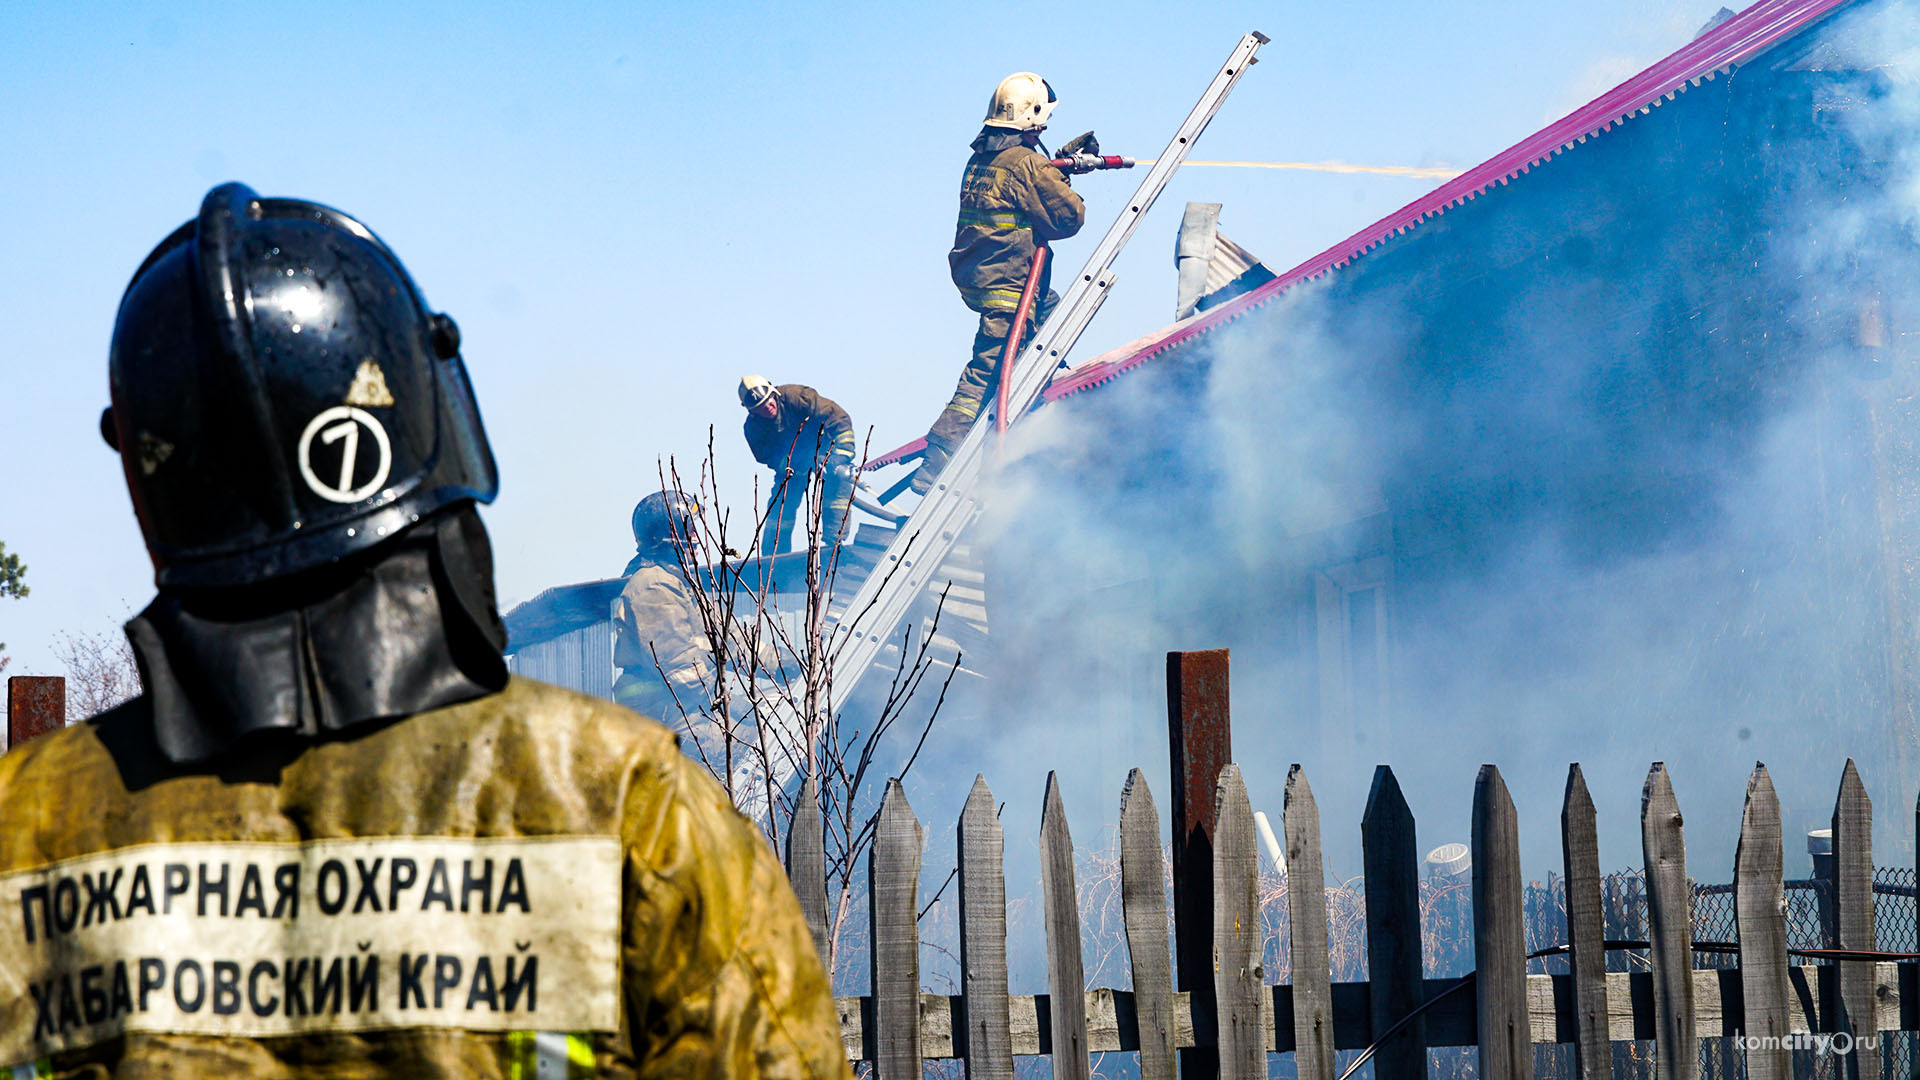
948;133;1086;313
0;677;851;1080
614;557;714;699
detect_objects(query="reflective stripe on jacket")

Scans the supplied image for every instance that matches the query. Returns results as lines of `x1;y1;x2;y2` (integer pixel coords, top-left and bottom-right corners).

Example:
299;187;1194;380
0;678;851;1079
948;132;1085;313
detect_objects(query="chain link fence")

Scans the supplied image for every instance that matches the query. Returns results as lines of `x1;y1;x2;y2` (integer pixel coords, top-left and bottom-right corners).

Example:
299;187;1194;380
1258;863;1916;1080
1509;866;1920;1080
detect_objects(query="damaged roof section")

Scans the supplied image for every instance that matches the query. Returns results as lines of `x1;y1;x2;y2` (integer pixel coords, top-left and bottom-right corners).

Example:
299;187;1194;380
1043;0;1857;402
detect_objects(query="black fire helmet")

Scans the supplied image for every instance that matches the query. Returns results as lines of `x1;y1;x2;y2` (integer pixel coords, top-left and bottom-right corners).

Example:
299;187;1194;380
631;490;702;554
103;182;498;588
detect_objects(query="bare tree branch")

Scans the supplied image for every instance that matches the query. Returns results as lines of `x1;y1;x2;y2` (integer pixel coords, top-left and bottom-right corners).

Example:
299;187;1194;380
50;626;140;720
641;427;959;978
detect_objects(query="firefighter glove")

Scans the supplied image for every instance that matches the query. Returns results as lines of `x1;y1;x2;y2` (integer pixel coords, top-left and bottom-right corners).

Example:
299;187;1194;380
1058;131;1099;157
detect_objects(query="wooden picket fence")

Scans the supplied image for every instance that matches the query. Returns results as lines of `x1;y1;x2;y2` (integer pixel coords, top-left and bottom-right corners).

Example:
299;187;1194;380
784;758;1920;1080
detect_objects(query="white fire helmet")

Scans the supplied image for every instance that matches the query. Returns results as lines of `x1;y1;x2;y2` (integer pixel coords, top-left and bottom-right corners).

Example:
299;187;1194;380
738;375;777;410
984;72;1057;132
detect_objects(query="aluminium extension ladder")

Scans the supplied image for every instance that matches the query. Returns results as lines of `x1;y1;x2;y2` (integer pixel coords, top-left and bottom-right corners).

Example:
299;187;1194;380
828;31;1271;712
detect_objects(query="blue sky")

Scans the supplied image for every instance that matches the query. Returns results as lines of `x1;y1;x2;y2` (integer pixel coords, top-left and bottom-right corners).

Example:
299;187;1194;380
1;0;1709;680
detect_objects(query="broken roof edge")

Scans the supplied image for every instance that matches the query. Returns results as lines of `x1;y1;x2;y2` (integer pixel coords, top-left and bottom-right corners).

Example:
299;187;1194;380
1039;0;1857;403
861;317;1216;470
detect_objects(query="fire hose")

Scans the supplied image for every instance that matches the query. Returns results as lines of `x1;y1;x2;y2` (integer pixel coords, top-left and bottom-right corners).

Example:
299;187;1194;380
851;481;906;524
994;244;1049;435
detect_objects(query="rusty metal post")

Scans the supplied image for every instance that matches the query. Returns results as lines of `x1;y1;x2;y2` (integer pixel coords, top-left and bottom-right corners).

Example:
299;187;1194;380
7;676;66;751
1167;648;1231;1078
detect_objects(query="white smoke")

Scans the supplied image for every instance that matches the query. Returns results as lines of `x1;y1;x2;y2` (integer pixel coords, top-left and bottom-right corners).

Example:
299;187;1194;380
962;0;1920;907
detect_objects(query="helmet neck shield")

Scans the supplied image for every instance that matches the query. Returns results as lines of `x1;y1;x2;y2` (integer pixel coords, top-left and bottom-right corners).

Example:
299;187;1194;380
126;506;508;765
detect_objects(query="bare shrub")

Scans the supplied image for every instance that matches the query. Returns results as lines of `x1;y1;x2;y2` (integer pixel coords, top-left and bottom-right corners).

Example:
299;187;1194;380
52;626;141;720
648;427;953;981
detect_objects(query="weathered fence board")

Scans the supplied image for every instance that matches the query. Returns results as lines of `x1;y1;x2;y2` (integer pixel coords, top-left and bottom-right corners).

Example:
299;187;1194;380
786;774;830;963
869;780;923;1079
1735;763;1791;1080
1833;759;1878;1080
1473;763;1532;1080
1560;763;1609;1080
1214;764;1266;1080
1286;764;1337;1080
818;757;1920;1074
1363;764;1426;1080
1040;773;1091;1080
1119;769;1178;1080
958;774;1013;1079
1641;763;1696;1080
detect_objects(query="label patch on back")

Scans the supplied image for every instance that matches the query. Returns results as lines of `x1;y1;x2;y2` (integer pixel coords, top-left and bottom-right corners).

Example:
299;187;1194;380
0;836;620;1061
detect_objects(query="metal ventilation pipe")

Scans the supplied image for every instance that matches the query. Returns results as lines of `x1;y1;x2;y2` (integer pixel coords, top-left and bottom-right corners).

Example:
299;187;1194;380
1424;842;1472;884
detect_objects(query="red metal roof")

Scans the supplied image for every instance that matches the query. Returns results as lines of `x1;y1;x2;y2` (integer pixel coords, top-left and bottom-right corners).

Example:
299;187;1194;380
1041;0;1855;401
865;0;1854;470
866;435;926;470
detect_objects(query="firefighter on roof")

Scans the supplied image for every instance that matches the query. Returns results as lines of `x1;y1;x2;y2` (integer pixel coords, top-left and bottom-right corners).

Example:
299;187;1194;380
738;375;857;553
911;71;1088;494
613;490;714;720
0;183;850;1079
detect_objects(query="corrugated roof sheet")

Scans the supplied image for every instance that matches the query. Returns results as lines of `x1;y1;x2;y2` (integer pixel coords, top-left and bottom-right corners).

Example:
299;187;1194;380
1039;0;1856;403
866;435;926;470
862;0;1855;471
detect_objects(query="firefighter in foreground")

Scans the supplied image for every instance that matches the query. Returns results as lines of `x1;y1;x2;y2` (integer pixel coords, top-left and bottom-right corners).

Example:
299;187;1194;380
0;183;850;1079
613;490;713;720
911;72;1088;494
738;376;856;552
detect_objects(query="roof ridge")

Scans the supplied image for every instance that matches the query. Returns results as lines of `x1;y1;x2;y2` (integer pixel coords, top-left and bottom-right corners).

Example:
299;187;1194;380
1036;0;1855;403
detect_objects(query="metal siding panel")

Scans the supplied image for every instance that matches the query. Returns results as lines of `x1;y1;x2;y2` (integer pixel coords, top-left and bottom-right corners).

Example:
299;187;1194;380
585;619;615;700
507;619;615;700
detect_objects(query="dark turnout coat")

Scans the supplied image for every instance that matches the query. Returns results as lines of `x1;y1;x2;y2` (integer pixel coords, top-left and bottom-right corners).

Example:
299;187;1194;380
744;384;854;470
948;130;1086;313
